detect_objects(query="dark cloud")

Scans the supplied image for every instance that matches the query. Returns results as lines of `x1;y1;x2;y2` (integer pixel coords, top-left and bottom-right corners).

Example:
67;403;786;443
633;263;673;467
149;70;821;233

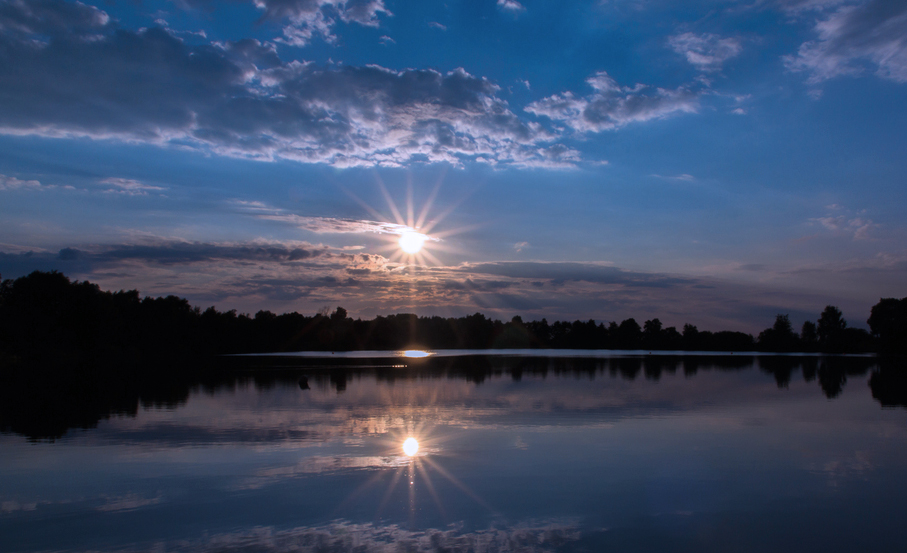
459;261;695;288
57;247;81;260
1;241;326;273
0;0;109;39
98;242;326;265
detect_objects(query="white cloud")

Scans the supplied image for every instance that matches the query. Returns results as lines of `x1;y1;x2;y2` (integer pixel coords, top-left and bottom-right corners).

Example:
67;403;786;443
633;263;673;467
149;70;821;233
0;174;41;191
668;32;742;71
251;0;391;46
525;71;701;132
784;0;907;84
498;0;526;12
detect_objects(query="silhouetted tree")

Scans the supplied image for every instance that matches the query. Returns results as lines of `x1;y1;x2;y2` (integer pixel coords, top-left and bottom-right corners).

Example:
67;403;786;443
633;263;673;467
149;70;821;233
758;314;800;352
817;305;847;351
616;318;642;349
868;297;907;355
642;318;663;349
800;320;818;351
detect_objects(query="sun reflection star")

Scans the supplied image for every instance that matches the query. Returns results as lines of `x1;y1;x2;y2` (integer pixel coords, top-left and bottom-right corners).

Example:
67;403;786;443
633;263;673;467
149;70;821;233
402;437;419;457
402;350;432;358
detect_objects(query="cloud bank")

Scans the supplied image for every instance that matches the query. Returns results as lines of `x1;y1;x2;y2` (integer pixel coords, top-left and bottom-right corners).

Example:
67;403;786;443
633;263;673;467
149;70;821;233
0;0;576;168
0;0;723;168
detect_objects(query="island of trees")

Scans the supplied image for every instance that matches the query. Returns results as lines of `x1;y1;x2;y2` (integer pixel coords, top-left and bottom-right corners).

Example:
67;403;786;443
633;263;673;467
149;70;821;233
1;271;905;371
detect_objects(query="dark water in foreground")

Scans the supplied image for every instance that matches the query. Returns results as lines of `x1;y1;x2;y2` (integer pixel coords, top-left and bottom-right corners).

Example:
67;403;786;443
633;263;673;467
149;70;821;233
2;353;907;552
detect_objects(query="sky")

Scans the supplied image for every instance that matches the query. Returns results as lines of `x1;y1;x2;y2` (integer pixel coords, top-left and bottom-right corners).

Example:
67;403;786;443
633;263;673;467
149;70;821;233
0;0;905;333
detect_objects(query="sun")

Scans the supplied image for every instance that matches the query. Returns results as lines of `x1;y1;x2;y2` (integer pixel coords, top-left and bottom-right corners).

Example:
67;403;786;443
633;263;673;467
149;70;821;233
399;231;427;254
402;437;419;456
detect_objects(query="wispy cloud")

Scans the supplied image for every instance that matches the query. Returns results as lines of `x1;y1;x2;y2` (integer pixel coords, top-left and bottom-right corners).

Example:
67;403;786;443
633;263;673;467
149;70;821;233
231;200;441;240
99;178;166;196
261;213;441;240
669;32;742;72
784;0;907;84
525;72;701;132
808;205;878;240
651;173;696;181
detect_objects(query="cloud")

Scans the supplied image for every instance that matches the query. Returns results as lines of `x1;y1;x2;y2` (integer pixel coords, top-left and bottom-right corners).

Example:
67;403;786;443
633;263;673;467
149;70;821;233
428;21;447;30
668;32;742;71
525;72;701;132
247;0;390;46
96;493;163;513
58;241;329;265
651;173;696;181
99;178;166;196
0;0;109;38
458;261;694;288
0;7;569;168
497;0;526;12
808;205;878;240
784;0;907;84
110;520;582;553
378;34;394;44
0;174;41;191
231;200;442;239
775;0;851;14
261;214;441;240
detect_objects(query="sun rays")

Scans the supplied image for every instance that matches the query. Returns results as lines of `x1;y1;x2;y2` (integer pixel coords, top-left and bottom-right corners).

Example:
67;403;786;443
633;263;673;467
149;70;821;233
342;172;475;270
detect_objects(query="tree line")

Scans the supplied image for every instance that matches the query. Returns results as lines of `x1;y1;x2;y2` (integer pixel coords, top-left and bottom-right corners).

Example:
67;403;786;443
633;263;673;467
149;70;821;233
1;271;905;371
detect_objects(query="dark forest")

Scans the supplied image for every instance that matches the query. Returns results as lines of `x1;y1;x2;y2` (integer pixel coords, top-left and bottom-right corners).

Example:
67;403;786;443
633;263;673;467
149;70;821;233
2;271;904;370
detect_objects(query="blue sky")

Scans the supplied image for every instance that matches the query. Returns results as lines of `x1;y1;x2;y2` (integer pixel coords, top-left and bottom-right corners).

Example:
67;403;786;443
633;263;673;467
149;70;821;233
1;0;905;333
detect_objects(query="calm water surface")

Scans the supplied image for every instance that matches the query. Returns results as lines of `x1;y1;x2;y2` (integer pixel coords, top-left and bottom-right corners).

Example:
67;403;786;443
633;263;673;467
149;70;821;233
2;353;906;552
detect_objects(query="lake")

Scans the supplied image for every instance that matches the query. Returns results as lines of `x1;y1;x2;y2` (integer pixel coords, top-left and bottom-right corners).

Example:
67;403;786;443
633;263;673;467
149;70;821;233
2;352;906;552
